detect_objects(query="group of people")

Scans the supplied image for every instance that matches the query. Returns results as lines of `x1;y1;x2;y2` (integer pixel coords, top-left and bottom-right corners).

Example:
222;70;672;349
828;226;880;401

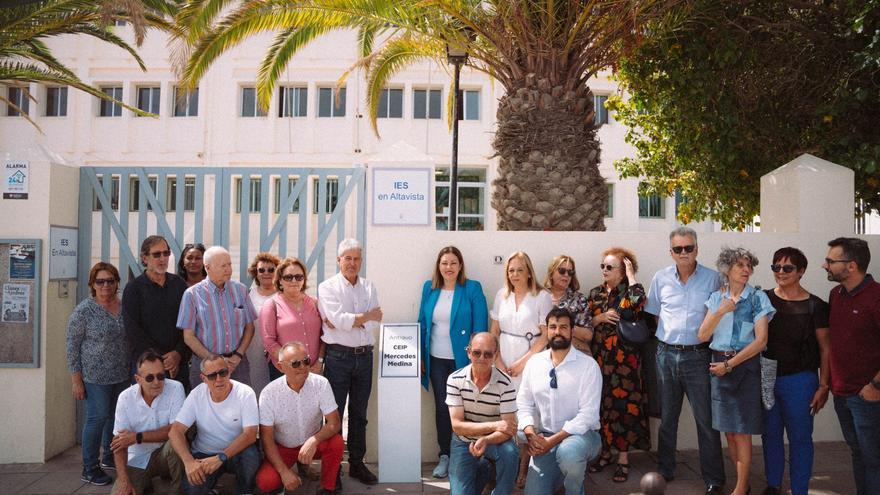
65;229;880;495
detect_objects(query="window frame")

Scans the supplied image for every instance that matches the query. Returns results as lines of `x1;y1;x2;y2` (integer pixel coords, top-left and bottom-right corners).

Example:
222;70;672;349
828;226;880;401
240;86;268;118
235;177;263;213
434;166;487;231
278;86;308;118
317;86;346;118
45;86;67;117
6;85;30;117
273;176;302;214
312;177;340;214
172;86;199;117
99;86;123;117
594;94;609;127
136;85;161;116
377;88;404;119
638;183;665;219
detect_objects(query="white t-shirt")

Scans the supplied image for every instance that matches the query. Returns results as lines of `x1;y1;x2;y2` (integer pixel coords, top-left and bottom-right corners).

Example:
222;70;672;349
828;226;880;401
114;380;185;469
430;289;455;359
175;380;259;454
259;374;338;448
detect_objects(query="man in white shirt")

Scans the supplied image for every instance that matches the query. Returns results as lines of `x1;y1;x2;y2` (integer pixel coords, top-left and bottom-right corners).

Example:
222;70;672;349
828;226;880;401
517;307;602;495
256;342;344;495
111;350;186;495
169;354;260;495
317;238;382;484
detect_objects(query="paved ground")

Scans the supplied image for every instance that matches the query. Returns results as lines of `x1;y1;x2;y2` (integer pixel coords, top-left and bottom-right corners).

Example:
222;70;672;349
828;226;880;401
0;441;857;494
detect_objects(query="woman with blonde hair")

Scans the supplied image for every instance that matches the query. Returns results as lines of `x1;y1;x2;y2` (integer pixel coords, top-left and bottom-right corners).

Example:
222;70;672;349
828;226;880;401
543;254;592;353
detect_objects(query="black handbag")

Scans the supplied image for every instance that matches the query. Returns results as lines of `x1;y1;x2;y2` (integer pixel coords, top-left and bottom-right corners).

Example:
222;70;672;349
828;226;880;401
617;318;651;346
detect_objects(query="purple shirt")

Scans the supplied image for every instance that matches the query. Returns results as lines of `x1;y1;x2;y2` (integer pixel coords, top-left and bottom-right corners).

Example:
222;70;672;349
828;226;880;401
177;278;257;354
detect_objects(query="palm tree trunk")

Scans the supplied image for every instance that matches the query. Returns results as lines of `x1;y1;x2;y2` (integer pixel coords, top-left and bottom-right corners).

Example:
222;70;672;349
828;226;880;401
491;75;607;231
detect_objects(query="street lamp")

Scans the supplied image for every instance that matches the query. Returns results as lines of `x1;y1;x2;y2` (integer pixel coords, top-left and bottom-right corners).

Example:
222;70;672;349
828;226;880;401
446;41;468;231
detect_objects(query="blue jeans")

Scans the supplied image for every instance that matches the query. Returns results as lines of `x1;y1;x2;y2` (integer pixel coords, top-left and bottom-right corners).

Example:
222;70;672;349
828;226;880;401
655;345;725;486
324;346;373;463
82;381;128;469
761;370;817;495
523;430;601;495
449;435;518;495
834;393;880;495
430;356;458;457
183;444;261;495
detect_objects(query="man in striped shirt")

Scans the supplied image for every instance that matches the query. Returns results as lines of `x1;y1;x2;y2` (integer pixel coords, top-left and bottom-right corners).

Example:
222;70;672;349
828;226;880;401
446;332;518;495
178;246;258;386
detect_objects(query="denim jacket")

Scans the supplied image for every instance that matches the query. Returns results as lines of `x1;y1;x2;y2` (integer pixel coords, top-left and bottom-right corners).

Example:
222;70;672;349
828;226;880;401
705;284;775;351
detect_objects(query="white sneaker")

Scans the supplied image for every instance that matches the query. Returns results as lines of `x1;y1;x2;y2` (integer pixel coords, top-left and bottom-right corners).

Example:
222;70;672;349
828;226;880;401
432;454;450;478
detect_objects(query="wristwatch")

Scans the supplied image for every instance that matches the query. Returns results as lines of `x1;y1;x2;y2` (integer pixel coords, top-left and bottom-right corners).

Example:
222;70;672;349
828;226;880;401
232;350;243;359
136;432;143;444
218;452;228;463
871;378;880;391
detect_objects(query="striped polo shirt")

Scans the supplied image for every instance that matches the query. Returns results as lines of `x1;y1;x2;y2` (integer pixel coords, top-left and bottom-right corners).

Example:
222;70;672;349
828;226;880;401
176;278;257;354
446;364;517;442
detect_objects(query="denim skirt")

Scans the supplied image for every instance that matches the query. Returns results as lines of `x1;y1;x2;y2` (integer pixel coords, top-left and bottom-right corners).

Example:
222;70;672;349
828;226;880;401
711;353;762;434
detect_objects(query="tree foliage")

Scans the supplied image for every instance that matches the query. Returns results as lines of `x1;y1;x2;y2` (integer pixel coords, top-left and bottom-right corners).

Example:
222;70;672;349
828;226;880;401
610;0;880;229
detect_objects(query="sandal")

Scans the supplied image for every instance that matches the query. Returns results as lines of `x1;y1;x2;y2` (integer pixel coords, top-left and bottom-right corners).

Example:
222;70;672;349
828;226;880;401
612;463;629;483
588;453;613;473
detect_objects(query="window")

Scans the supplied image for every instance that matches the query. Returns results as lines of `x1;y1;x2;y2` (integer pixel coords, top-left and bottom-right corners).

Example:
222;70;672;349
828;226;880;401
312;178;339;213
166;177;196;212
273;177;301;213
318;87;346;117
92;175;120;211
129;176;158;212
605;183;614;217
99;86;123;117
45;86;67;117
278;87;307;117
377;88;403;118
435;167;486;230
137;86;160;115
241;87;267;117
6;86;30;116
456;89;480;121
235;177;262;213
173;86;198;117
594;94;609;126
638;183;664;218
413;89;441;119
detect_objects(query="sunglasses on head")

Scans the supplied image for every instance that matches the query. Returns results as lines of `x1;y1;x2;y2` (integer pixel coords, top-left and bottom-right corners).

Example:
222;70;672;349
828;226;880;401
94;278;117;286
556;267;575;277
258;267;275;274
549;368;558;389
281;274;305;282
141;372;166;383
671;245;696;254
204;368;230;381
469;349;495;359
284;356;311;368
770;264;798;274
149;250;172;259
600;263;619;271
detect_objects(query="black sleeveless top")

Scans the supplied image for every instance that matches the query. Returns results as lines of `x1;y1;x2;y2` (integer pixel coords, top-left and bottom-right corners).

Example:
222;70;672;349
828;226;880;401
764;290;829;377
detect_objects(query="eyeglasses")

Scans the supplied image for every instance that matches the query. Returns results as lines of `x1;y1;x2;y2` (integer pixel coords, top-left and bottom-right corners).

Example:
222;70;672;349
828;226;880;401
469;349;495;359
203;368;230;381
258;267;275;274
600;263;620;271
549;368;558;389
281;274;305;282
825;258;852;265
770;264;797;274
149;250;172;259
94;278;117;286
556;267;576;277
141;372;166;383
671;245;696;254
284;356;311;368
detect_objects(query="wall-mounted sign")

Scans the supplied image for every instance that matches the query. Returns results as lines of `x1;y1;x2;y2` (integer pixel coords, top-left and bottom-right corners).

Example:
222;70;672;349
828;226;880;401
379;323;420;378
49;226;78;280
3;160;29;200
372;168;431;226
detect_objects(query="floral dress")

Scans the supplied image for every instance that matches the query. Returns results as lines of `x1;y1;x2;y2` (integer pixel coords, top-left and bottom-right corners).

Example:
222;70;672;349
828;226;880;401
551;288;592;354
588;282;651;453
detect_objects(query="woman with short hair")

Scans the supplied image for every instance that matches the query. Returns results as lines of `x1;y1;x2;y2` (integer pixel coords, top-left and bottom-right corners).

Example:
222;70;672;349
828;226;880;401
247;252;281;394
177;242;206;287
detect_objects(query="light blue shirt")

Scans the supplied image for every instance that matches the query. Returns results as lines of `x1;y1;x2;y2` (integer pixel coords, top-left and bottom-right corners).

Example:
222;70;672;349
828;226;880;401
645;263;721;345
176;278;257;354
704;284;775;351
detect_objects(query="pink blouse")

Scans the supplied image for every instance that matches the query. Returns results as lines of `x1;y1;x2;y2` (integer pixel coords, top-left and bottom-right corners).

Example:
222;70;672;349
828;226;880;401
259;294;323;363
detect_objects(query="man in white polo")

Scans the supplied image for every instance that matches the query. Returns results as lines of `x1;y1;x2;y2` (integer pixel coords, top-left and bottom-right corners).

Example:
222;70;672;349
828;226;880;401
111;350;186;495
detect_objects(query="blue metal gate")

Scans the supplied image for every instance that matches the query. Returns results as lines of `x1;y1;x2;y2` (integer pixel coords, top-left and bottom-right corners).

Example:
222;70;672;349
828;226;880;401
77;166;367;300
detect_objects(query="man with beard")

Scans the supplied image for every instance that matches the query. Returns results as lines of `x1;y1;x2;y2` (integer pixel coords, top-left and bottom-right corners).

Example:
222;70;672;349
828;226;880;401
823;237;880;495
516;307;602;495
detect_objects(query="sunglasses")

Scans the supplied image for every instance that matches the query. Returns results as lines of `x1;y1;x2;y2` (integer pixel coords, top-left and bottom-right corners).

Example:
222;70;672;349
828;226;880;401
557;267;576;277
600;263;620;271
770;264;797;274
204;368;230;381
149;250;172;259
140;372;166;383
281;274;305;282
825;258;852;265
284;356;311;368
94;278;117;286
671;245;696;254
258;267;275;274
469;349;495;359
549;368;558;389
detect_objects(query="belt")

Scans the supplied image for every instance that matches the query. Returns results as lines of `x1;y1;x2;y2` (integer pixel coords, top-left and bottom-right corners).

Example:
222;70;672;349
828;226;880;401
712;350;739;359
327;343;374;355
658;341;709;352
500;329;542;343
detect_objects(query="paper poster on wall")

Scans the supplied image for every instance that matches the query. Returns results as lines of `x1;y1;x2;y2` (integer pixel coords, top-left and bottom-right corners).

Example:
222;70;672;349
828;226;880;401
372;168;431;226
9;243;36;279
3;160;29;200
2;283;30;323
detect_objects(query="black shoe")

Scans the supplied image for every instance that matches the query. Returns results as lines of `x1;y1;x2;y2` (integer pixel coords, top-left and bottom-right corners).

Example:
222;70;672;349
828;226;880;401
349;461;378;485
661;473;674;482
706;485;724;495
761;488;780;495
81;466;112;486
100;458;115;471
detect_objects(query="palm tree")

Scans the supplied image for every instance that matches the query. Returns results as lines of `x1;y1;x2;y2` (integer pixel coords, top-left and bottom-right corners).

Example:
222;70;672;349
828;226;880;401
176;0;671;230
0;0;178;127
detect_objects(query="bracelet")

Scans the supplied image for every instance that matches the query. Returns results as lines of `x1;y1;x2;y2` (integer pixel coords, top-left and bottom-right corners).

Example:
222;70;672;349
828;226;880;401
723;361;731;372
136;432;143;444
232;351;243;359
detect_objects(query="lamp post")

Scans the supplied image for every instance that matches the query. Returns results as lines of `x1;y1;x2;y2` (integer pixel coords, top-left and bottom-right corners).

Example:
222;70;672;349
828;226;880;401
446;42;468;231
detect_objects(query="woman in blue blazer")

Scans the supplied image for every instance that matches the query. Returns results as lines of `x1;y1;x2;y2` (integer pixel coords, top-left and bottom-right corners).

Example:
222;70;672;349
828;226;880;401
419;245;489;479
